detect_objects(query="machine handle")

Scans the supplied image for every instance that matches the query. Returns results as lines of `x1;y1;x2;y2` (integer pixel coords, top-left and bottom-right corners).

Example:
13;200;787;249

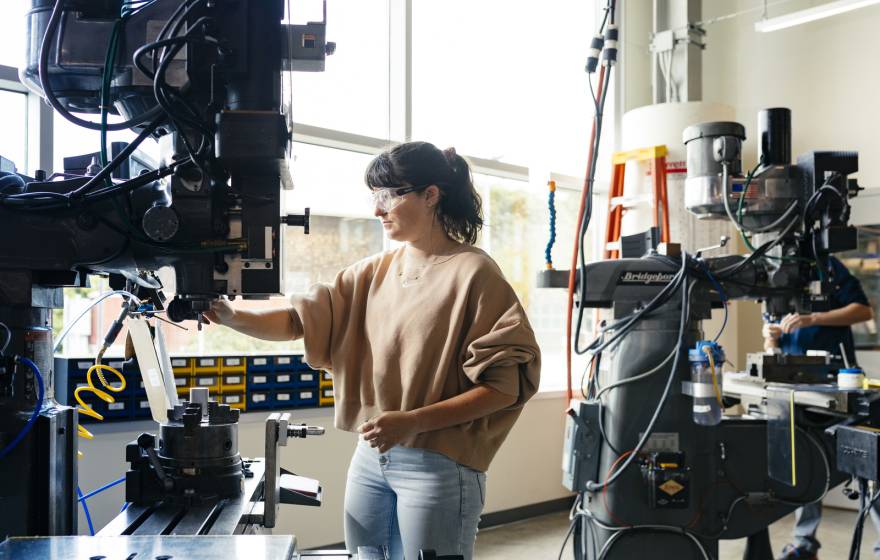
282;208;310;234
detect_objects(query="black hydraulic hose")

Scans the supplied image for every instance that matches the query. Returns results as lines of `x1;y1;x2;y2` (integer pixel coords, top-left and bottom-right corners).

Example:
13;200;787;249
69;114;166;198
4;158;185;212
0;114;166;209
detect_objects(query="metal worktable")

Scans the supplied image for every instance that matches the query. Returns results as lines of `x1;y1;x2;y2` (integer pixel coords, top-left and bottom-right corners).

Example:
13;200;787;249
99;458;267;537
0;535;298;560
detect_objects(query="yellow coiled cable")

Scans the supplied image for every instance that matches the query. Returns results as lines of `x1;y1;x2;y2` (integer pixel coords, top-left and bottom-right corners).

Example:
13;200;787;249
75;363;127;442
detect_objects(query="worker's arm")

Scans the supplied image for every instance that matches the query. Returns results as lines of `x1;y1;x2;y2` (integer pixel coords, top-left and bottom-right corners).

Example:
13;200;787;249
780;303;874;334
203;299;296;341
358;385;518;453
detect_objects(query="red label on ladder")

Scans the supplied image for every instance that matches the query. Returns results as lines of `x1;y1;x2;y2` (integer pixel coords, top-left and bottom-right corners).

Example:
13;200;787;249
647;160;686;177
666;160;687;175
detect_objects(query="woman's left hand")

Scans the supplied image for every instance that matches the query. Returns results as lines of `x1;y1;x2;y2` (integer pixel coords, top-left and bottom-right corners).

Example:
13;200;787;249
358;411;421;453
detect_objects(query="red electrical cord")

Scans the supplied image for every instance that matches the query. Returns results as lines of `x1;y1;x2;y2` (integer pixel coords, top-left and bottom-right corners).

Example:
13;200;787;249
602;449;634;528
566;64;607;401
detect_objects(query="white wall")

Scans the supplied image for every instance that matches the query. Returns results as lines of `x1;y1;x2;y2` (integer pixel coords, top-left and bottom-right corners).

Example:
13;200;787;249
620;0;654;114
78;395;571;549
701;0;880;184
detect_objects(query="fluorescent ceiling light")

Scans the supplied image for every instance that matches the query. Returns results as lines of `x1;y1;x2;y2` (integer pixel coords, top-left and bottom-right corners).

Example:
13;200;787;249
755;0;880;32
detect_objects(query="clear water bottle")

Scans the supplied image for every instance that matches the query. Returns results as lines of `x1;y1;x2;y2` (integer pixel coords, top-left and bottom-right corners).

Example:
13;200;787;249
688;341;726;426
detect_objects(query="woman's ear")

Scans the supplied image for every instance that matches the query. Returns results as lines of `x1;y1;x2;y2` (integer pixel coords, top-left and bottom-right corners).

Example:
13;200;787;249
424;185;441;208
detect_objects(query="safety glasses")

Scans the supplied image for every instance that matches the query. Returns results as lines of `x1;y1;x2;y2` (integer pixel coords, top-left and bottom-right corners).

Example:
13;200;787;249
368;185;428;213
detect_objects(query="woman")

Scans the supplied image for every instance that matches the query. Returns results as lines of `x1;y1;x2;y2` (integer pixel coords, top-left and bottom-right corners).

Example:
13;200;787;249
205;141;541;559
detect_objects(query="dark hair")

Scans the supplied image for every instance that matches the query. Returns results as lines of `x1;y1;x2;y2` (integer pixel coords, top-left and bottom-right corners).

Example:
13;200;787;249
364;141;483;244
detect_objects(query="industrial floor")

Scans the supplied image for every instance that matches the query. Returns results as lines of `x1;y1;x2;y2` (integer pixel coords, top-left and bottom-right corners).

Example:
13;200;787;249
474;507;878;559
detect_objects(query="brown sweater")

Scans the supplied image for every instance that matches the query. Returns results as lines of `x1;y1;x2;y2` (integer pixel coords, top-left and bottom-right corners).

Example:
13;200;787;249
287;244;541;471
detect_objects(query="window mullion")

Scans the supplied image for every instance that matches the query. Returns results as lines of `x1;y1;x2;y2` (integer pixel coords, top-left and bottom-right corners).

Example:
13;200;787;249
28;92;53;176
387;0;411;143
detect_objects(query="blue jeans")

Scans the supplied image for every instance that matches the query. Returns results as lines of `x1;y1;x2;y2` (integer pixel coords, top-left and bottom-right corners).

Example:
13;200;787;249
794;502;880;555
343;440;486;560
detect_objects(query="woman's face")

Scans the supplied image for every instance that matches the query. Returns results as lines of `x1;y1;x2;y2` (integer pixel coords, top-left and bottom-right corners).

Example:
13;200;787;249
372;185;440;243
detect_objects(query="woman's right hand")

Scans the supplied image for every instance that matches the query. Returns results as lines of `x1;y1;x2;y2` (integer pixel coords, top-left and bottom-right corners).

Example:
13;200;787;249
203;298;236;326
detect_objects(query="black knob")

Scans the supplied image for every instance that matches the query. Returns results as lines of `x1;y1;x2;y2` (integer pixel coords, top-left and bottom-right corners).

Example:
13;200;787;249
137;433;157;450
283;208;310;234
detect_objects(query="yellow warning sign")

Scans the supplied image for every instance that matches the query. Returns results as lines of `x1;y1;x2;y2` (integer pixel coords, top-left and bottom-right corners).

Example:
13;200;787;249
658;480;685;496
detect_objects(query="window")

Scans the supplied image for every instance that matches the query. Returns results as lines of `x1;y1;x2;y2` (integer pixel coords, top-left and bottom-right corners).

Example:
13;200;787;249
288;0;392;139
477;174;597;391
412;1;606;177
283;215;384;292
0;90;28;172
285;143;377;218
0;3;28;69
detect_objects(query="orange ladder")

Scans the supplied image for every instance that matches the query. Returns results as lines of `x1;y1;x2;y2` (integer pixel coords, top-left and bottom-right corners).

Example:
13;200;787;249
603;145;671;259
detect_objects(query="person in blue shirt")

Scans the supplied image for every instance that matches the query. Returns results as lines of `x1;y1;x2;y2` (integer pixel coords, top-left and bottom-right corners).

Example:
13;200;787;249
763;256;874;560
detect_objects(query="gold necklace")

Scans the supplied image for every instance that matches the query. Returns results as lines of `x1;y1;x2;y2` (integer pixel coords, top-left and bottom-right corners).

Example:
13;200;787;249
398;252;436;287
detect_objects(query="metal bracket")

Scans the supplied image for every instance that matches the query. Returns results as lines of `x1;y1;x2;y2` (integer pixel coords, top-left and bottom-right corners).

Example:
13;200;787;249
241;260;274;270
263;412;289;528
280;0;335;73
262;414;325;528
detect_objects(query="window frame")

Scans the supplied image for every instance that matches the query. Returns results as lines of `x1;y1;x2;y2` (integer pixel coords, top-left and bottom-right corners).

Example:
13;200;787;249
0;64;53;177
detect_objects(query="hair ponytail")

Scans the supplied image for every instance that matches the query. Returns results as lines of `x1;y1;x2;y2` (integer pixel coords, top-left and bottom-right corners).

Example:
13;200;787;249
365;141;483;244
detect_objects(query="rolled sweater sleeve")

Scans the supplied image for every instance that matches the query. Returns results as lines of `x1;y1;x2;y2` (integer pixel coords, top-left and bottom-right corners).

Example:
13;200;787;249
288;258;373;371
461;265;541;408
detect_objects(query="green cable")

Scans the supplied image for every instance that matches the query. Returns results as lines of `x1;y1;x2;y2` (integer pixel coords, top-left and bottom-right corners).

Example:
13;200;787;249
99;10;147;241
101;2;151;168
102;14;134;230
734;168;823;281
735;163;810;264
735;165;771;255
100;20;124;182
736;165;758;252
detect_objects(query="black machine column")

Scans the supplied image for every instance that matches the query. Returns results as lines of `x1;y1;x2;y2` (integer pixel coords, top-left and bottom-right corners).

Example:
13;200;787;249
0;277;77;539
